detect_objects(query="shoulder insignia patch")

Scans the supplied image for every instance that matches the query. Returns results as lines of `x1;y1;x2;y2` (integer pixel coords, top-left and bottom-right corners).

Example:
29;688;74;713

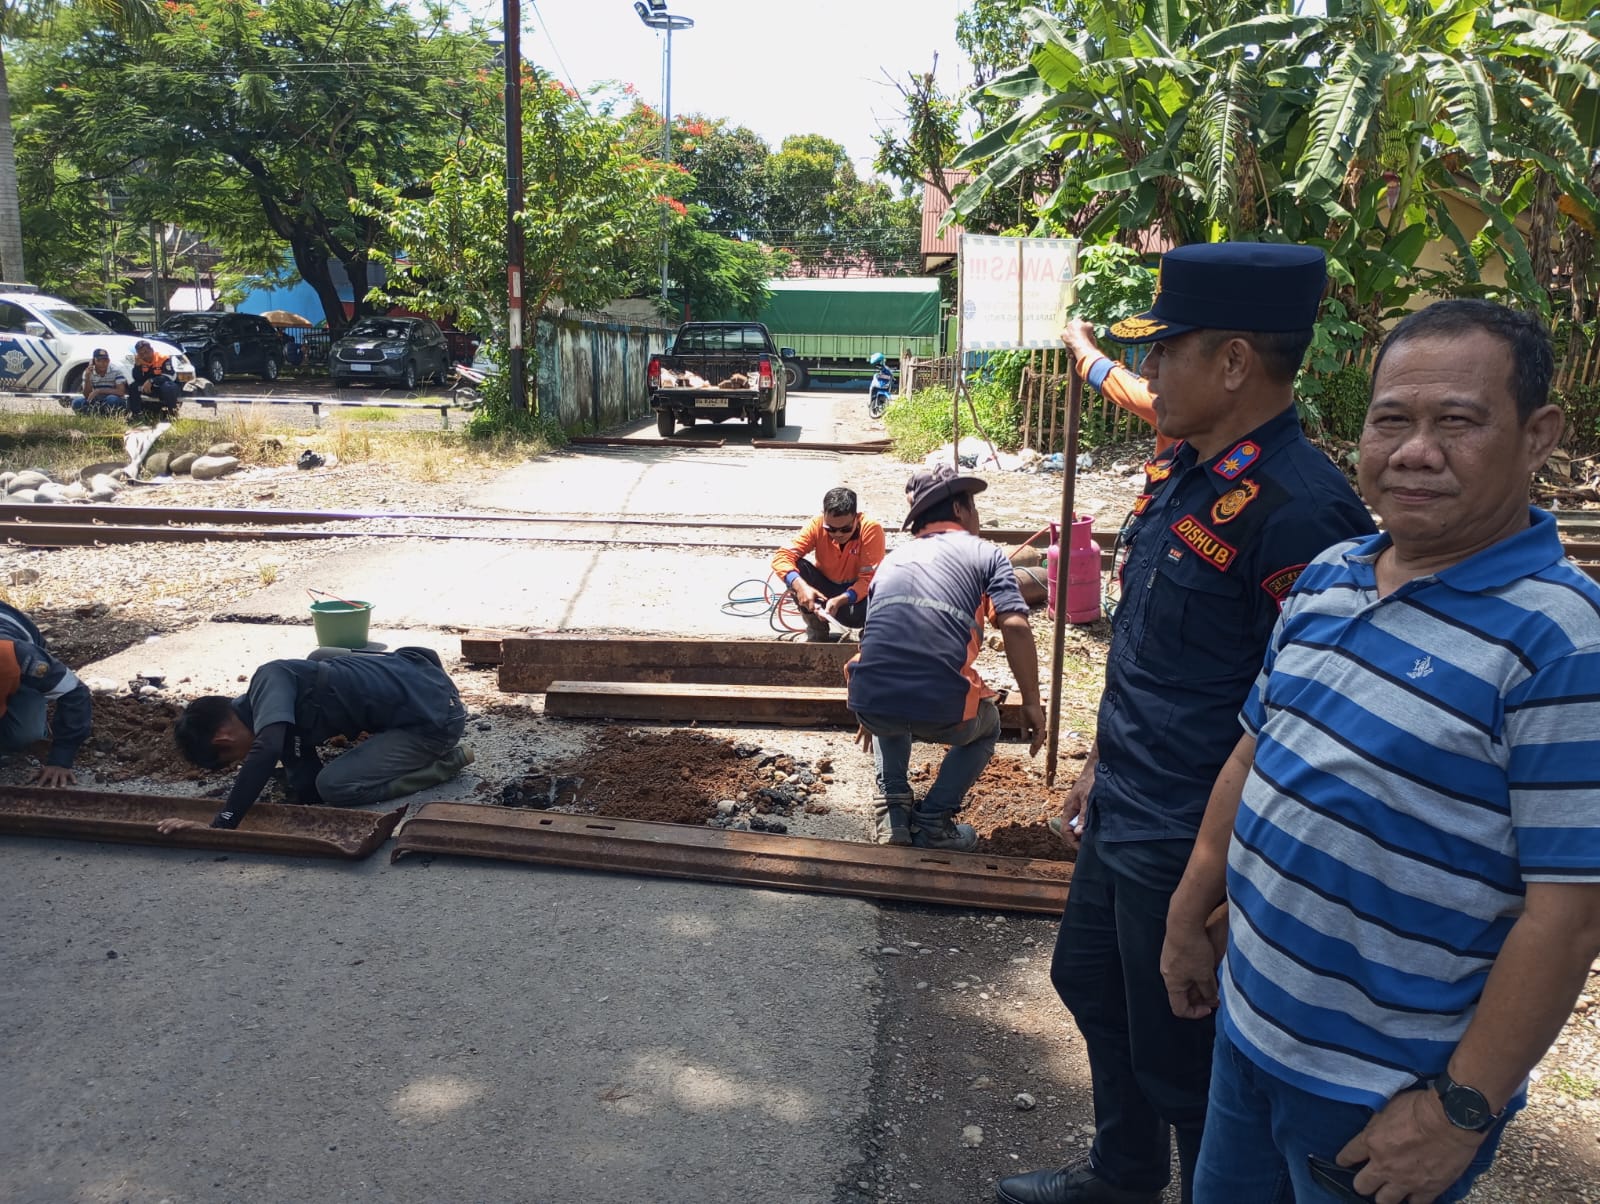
32;660;48;676
1172;515;1237;571
1214;440;1261;480
1261;563;1306;606
1210;478;1260;525
1131;493;1154;516
1143;458;1174;485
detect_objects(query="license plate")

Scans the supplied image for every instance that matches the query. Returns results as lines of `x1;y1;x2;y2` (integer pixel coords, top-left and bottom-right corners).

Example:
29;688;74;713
351;363;371;372
694;398;724;409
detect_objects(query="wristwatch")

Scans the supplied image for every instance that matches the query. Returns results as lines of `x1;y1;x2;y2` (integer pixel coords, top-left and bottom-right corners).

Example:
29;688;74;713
1431;1073;1502;1132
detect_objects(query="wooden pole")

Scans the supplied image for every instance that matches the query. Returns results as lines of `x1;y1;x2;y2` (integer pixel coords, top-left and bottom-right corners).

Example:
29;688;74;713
1045;371;1083;788
1046;349;1059;454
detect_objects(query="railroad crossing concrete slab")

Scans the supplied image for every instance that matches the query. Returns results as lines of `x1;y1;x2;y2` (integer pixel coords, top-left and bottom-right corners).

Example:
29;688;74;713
78;623;462;697
216;542;787;637
472;444;840;520
0;838;877;1203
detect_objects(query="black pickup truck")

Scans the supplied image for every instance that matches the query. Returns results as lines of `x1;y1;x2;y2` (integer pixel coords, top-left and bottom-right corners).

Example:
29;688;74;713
646;321;791;438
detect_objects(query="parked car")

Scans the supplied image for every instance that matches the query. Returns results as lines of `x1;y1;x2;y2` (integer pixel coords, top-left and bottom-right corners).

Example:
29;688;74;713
646;321;789;438
0;285;194;395
157;311;284;383
81;307;140;336
329;316;451;390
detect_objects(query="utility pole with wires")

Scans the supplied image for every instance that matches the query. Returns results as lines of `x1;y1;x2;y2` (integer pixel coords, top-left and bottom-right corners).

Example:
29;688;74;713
504;0;530;412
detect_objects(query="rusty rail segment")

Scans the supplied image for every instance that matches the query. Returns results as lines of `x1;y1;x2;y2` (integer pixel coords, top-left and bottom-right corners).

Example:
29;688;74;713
750;440;893;454
0;786;403;859
542;680;1034;736
497;635;855;692
391;803;1071;915
0;502;807;532
569;436;725;449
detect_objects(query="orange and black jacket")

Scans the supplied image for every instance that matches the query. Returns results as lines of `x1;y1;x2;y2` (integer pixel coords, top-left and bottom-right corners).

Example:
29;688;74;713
1073;351;1175;457
771;514;886;603
0;602;91;768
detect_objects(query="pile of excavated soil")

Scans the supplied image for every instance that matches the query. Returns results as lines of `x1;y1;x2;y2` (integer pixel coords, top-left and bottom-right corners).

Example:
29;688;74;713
35;694;211;786
910;753;1086;863
499;728;831;826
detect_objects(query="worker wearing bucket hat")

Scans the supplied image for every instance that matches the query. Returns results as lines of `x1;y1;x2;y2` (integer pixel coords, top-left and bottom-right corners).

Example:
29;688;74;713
847;463;1046;850
998;244;1375;1204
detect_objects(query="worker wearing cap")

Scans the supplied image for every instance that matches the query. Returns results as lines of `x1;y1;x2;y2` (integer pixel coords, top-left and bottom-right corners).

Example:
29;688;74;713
771;486;886;642
129;340;180;419
75;348;129;414
1060;319;1176;459
847;464;1046;849
0;600;92;787
998;244;1375;1204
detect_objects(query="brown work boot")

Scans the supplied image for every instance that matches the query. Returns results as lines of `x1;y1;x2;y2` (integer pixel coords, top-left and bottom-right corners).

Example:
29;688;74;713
802;612;839;642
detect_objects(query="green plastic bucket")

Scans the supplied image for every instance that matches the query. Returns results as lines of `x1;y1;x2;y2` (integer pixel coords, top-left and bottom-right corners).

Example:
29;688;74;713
309;599;373;649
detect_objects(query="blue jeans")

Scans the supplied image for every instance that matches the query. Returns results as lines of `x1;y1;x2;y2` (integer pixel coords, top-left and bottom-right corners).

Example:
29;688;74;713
857;697;999;815
1195;1025;1509;1203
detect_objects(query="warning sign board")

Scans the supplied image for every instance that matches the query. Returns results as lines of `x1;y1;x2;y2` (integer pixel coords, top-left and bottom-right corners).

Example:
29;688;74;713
959;235;1079;351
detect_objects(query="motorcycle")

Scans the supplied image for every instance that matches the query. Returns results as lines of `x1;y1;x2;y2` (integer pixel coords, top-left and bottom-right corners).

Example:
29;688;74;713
867;353;895;419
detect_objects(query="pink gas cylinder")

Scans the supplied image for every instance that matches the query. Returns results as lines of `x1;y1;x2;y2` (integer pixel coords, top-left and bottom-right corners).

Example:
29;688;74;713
1047;516;1102;624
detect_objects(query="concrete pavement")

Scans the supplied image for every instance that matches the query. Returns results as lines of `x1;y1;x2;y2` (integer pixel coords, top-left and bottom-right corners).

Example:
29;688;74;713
1;840;877;1203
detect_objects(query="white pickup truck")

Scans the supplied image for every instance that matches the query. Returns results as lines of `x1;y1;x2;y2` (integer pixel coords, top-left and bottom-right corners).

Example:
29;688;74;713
0;285;195;396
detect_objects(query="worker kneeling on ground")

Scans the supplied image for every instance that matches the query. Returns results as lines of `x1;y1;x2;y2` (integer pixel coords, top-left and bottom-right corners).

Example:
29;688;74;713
771;486;886;642
158;647;471;833
847;464;1046;850
0;600;92;787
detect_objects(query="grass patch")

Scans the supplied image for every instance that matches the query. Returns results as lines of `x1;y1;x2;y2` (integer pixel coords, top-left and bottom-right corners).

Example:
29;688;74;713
342;408;399;423
883;380;1023;462
1548;1070;1597;1100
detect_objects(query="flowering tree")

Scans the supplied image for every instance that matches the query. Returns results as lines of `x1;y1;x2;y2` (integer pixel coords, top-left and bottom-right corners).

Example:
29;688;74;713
363;77;685;413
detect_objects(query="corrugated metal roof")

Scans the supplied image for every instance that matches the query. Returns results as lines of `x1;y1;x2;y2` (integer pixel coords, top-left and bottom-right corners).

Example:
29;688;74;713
921;170;970;260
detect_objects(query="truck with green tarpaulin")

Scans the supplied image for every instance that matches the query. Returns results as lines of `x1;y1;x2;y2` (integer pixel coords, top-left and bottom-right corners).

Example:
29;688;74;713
716;278;943;390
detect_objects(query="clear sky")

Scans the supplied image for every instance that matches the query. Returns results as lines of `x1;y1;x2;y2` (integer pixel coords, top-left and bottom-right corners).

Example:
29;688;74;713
484;0;972;178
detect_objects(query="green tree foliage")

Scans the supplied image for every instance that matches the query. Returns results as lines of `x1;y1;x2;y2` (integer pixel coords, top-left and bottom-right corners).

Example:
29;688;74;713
947;0;1600;362
14;0;492;331
362;78;684;412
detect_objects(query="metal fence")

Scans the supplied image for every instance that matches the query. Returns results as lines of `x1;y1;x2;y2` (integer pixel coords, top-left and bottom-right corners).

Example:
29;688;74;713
535;310;673;432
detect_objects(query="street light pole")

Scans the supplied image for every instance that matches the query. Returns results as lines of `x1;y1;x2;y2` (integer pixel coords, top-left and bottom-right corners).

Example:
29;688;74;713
504;0;529;412
633;1;693;309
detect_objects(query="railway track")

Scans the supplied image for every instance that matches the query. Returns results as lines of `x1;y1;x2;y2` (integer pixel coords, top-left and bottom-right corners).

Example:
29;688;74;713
4;504;1598;580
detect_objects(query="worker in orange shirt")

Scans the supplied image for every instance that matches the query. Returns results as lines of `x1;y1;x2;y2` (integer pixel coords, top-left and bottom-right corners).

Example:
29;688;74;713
771;487;886;642
1061;319;1176;457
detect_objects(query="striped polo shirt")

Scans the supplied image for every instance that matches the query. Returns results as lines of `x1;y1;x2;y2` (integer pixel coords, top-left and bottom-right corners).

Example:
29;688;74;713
1220;508;1600;1108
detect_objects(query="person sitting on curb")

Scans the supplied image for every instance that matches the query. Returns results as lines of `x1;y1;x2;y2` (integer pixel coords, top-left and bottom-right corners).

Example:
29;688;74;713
75;348;129;415
0;599;93;787
157;647;471;833
847;463;1046;849
129;340;181;420
771;486;886;642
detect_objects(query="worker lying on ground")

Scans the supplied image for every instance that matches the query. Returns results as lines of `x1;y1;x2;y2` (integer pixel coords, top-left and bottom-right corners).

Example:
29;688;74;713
771;486;886;642
0;600;92;787
846;464;1046;850
1060;318;1176;457
158;647;471;832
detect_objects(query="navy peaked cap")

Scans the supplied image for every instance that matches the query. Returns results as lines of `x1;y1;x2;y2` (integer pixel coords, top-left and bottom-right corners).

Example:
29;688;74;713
1108;242;1327;344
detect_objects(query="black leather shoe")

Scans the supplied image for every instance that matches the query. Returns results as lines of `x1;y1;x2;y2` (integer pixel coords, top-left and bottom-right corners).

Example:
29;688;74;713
996;1160;1162;1204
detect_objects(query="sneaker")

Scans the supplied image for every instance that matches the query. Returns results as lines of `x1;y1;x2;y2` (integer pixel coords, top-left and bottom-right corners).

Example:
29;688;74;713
910;810;978;852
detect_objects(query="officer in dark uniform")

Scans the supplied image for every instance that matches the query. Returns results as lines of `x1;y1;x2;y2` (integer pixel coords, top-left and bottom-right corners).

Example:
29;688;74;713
999;244;1376;1204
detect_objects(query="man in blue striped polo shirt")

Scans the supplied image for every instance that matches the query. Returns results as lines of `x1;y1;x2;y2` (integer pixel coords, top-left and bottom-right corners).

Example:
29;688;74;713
1161;299;1600;1203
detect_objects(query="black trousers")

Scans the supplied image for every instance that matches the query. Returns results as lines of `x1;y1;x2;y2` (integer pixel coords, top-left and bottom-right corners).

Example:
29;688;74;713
1051;829;1213;1203
792;558;866;628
